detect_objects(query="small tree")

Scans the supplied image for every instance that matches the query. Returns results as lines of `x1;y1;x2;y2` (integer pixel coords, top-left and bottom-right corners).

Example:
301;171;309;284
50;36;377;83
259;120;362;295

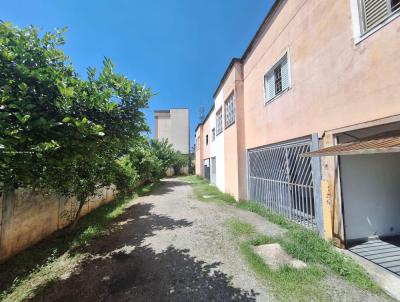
0;22;152;225
149;139;188;175
129;138;164;184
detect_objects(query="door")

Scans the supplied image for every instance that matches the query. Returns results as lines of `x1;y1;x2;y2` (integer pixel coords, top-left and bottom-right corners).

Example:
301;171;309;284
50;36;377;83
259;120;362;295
203;159;210;182
210;157;216;185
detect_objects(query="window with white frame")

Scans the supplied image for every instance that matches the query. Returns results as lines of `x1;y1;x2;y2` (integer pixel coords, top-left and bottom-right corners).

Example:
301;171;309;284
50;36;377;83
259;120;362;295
212;128;215;141
225;93;235;128
216;108;223;135
359;0;400;33
264;53;290;103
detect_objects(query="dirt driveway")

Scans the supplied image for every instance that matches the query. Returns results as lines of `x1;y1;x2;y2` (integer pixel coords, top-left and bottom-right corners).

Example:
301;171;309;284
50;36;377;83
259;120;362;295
31;179;389;302
32;179;284;301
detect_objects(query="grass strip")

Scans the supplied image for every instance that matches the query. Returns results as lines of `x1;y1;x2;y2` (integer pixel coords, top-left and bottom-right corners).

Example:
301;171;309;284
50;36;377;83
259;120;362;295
180;175;235;204
182;176;381;294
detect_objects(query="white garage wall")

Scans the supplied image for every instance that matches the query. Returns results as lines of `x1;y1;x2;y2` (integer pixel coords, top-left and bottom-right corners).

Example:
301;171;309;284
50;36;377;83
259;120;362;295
341;153;400;240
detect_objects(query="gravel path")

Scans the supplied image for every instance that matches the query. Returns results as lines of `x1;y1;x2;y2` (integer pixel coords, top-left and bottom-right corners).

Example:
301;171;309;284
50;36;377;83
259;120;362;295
32;179;390;302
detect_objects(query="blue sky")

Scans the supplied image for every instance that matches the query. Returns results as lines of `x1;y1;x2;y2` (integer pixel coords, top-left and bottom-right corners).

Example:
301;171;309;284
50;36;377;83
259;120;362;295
2;0;273;147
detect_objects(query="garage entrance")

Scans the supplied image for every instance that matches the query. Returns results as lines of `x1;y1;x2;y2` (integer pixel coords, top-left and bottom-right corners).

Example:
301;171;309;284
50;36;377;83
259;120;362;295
340;152;400;243
305;123;400;277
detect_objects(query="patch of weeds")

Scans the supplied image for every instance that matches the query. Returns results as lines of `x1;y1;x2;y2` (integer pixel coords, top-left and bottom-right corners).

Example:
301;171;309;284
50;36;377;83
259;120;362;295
237;201;293;229
227;219;256;237
240;237;327;302
179;175;235;204
0;182;160;302
184;178;382;295
280;227;380;292
238;200;381;293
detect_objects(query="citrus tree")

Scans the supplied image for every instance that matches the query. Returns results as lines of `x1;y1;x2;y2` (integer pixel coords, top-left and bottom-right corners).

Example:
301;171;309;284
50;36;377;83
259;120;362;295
0;22;152;225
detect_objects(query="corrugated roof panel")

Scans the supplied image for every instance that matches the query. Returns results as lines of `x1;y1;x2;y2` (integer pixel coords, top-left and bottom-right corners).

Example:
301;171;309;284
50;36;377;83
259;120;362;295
303;134;400;157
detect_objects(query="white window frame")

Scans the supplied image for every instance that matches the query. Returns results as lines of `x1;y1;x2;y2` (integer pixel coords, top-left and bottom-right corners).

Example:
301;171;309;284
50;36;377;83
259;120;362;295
224;92;236;128
264;50;291;104
215;107;223;135
351;0;400;44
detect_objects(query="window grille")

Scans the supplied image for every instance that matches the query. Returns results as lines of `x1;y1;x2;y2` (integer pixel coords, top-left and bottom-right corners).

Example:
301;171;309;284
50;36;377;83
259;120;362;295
265;53;290;102
225;93;236;127
216;108;223;135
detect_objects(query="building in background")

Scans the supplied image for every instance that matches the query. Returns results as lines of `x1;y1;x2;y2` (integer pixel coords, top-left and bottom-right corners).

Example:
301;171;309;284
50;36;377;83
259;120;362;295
154;108;190;175
195;0;400;270
154;108;190;155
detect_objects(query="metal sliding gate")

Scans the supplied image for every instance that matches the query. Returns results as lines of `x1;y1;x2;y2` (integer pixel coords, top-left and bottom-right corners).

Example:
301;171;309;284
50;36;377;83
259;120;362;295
248;139;316;228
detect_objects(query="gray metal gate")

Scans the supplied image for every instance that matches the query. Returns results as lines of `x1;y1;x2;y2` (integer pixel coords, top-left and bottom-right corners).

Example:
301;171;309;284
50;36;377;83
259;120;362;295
204;159;210;182
210;157;216;185
247;139;317;228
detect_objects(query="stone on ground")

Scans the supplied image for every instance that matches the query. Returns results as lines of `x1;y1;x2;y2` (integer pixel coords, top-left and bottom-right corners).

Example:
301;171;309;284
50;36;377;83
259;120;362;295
253;243;307;271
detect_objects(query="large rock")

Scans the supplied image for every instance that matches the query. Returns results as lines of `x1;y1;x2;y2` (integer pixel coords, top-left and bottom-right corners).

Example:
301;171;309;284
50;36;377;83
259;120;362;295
253;243;307;271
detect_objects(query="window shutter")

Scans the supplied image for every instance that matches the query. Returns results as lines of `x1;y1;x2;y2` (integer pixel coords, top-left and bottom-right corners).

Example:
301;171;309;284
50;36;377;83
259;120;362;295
362;0;390;31
281;55;289;91
266;72;275;101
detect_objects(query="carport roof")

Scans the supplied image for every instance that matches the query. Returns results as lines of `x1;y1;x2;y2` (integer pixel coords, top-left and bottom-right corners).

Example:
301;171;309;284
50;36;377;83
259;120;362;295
303;131;400;157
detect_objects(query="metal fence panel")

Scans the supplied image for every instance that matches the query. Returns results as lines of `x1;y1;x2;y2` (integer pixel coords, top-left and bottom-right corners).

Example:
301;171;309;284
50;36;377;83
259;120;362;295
248;139;316;229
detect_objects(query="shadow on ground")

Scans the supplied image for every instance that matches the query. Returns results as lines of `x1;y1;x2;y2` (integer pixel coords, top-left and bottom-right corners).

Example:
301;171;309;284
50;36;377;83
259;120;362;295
28;183;259;301
141;180;189;196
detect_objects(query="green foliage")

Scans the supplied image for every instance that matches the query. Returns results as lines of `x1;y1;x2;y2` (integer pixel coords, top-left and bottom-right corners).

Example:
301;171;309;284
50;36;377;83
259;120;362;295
227;219;256;237
237;201;380;292
113;155;139;195
184;178;381;294
128;138;164;183
180;175;236;204
239;238;326;302
150;138;188;175
0;22;152;220
237;201;292;229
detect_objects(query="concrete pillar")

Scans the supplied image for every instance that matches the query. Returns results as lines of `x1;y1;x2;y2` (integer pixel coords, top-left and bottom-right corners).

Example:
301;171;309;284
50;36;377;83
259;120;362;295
311;133;325;237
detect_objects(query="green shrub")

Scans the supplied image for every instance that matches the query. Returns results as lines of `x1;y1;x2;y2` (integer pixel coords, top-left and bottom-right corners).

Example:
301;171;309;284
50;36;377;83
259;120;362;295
0;21;152;224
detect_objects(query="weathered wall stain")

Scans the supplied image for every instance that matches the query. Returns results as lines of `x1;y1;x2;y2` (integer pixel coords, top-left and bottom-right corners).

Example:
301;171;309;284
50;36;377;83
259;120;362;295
0;187;116;263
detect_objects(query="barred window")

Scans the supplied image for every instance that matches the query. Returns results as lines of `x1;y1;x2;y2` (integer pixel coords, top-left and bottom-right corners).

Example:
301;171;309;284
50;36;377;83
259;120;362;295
359;0;400;32
265;53;290;103
225;93;236;128
216;108;223;135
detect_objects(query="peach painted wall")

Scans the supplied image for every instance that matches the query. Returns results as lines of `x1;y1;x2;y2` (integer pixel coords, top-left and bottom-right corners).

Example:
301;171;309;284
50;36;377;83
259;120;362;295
222;68;239;199
243;0;400;150
195;113;211;177
216;61;247;200
202;116;211;161
195;127;203;176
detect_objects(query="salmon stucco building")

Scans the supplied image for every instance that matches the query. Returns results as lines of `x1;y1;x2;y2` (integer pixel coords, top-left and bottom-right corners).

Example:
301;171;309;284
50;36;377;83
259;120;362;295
195;0;400;264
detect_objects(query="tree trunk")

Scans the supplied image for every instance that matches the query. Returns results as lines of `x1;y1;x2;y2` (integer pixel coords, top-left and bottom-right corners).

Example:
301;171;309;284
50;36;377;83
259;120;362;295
71;198;86;229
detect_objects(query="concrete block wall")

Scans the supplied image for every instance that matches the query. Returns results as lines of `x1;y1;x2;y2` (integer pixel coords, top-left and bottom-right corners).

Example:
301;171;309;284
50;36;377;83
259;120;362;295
0;186;116;263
